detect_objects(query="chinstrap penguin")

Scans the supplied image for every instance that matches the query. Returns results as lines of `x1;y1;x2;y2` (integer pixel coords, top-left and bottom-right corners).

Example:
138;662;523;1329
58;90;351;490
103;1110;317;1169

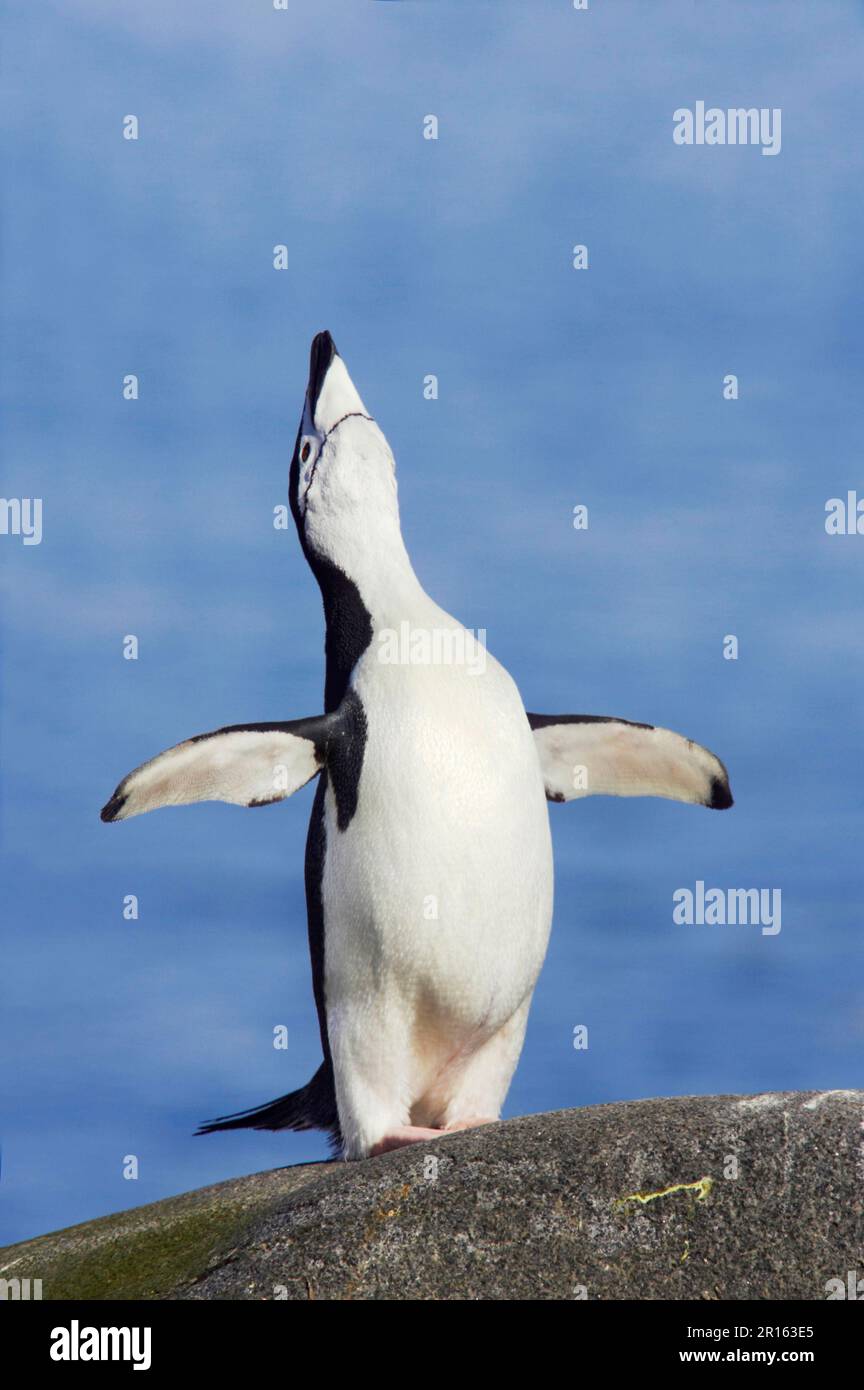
101;331;733;1159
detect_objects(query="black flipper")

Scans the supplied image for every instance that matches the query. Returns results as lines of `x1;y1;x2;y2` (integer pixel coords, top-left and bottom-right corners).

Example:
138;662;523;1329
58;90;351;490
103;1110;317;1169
100;714;338;822
527;711;733;809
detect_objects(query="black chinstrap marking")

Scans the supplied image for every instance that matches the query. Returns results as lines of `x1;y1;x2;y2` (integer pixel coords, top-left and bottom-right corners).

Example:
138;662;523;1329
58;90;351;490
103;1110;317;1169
323;409;374;439
299;411;374;507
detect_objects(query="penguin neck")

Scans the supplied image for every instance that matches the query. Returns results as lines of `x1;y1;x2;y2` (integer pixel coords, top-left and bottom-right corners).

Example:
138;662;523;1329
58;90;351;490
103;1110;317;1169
307;542;429;712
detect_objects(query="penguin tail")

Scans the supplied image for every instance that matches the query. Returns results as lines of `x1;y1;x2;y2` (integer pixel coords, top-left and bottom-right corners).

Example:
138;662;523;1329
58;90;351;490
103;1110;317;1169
195;1060;340;1148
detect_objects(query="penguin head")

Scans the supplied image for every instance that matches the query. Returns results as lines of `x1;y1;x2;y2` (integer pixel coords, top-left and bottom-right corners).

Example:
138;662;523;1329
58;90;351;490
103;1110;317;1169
290;332;406;591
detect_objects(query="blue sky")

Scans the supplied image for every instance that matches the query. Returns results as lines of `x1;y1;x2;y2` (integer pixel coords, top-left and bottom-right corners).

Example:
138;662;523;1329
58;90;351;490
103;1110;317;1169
2;0;863;1244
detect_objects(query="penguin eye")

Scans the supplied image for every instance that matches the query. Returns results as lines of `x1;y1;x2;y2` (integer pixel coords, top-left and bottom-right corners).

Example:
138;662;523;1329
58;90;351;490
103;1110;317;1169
300;441;312;464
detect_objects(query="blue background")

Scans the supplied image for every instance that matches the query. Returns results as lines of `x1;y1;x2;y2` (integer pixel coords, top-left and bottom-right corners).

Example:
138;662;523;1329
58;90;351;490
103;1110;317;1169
2;0;862;1245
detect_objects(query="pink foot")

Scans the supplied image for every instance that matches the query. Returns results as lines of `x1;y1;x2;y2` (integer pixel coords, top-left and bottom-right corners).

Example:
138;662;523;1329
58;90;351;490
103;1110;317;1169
443;1116;498;1134
368;1125;446;1157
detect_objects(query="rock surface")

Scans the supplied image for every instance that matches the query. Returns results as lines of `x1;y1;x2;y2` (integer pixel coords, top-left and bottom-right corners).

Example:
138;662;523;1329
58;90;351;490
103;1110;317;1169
2;1091;862;1300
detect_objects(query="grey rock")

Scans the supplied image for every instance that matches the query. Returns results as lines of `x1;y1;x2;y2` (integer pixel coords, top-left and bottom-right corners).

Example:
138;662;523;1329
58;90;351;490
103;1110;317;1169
3;1091;862;1300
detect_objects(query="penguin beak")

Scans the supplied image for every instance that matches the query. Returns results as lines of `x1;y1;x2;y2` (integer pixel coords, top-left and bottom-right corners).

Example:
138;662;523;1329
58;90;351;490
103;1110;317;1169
307;330;338;417
290;331;379;530
306;331;369;435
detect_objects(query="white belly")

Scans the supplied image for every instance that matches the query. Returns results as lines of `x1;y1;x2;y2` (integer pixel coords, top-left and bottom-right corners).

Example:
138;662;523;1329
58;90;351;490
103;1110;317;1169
320;631;553;1150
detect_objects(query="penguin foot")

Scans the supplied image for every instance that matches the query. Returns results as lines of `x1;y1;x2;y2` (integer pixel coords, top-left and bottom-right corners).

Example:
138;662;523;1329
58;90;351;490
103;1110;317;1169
443;1116;498;1134
367;1117;499;1157
369;1126;447;1156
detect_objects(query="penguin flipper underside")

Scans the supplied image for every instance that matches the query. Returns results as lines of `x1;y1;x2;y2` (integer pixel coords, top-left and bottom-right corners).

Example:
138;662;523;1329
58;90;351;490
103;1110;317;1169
527;712;733;810
100;712;340;822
